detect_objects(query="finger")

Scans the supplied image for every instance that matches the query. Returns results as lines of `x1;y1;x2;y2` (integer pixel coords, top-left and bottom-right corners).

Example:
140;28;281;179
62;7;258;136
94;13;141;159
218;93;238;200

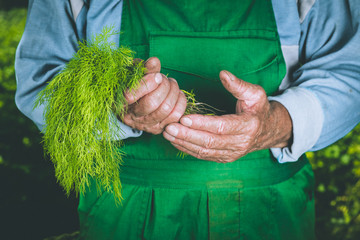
179;114;255;135
219;70;267;109
164;123;241;151
141;78;180;124
159;90;187;128
125;72;163;104
168;140;239;163
130;74;171;116
145;57;161;73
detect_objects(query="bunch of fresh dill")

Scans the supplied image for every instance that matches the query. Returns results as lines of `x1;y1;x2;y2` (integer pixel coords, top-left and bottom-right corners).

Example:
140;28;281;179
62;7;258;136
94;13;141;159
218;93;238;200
35;27;146;203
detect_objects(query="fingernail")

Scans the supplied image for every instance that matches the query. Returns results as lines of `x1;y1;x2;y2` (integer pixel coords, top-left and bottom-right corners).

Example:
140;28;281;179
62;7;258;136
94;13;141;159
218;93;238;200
155;73;162;84
224;70;234;81
166;125;178;136
181;117;192;127
163;131;175;142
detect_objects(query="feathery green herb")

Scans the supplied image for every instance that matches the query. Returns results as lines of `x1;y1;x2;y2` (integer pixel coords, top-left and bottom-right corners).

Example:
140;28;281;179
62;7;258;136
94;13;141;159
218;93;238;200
35;27;146;203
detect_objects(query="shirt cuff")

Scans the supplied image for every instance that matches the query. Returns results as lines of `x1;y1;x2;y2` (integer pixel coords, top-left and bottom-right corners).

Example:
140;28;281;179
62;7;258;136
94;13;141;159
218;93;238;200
109;112;143;140
268;87;324;163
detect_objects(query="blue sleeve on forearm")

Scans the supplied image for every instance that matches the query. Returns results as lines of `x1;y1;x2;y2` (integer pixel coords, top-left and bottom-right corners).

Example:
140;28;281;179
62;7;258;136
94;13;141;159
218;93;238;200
15;0;142;139
270;0;360;162
296;0;360;151
15;0;80;131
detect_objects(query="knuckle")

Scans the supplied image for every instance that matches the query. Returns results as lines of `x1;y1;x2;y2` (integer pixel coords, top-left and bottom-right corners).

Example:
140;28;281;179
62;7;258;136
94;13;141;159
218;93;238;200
183;130;193;142
252;117;261;128
217;158;228;164
228;155;239;163
160;101;173;115
242;141;252;151
151;128;163;135
132;122;143;132
169;77;179;87
218;153;241;163
171;111;182;122
195;148;207;159
253;85;267;102
219;157;228;163
217;121;226;134
177;92;188;110
123;114;133;126
235;140;250;154
204;136;216;149
138;124;149;132
177;99;187;115
142;125;149;132
145;98;160;113
255;85;266;96
160;111;182;128
125;104;135;114
142;73;153;84
248;117;261;134
141;123;163;134
215;158;224;163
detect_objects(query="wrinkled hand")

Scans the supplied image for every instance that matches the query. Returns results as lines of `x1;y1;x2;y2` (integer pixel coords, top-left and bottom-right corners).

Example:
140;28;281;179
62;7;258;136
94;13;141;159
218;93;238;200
123;57;187;134
163;70;293;163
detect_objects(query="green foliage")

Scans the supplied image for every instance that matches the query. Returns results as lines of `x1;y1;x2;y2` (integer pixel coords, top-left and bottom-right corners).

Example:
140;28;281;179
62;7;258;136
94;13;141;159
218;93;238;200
0;8;26;92
0;9;79;239
0;0;27;10
35;27;147;203
0;8;33;166
307;124;360;240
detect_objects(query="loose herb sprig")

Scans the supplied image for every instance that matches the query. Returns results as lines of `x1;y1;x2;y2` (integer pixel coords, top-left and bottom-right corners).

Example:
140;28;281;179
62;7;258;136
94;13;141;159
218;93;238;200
35;27;217;203
183;90;220;116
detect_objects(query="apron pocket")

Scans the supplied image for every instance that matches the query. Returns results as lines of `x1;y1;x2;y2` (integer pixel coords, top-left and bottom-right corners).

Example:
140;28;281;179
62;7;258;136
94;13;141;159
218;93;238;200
149;30;285;96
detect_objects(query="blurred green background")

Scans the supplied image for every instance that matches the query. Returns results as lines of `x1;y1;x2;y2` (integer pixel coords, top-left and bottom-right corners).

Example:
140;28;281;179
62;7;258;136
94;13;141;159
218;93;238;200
1;2;359;240
0;2;79;240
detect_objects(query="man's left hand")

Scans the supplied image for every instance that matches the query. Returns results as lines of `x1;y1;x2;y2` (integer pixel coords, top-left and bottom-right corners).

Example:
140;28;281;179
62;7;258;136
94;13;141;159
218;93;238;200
163;70;293;163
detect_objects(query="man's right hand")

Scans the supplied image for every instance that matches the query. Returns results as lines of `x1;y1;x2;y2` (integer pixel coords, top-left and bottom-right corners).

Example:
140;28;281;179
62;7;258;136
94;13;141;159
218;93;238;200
123;57;187;134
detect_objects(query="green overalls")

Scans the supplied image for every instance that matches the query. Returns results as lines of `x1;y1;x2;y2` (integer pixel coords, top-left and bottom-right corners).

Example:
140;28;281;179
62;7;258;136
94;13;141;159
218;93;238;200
78;0;316;239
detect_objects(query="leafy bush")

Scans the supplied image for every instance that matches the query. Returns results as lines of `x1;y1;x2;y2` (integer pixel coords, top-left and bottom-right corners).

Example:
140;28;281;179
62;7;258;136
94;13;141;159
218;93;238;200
308;124;360;240
0;0;27;10
0;9;79;240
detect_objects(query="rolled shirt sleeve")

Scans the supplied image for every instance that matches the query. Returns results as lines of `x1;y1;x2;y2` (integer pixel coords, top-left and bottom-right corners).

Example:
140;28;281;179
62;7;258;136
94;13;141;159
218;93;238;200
15;0;79;130
270;0;360;162
15;0;141;140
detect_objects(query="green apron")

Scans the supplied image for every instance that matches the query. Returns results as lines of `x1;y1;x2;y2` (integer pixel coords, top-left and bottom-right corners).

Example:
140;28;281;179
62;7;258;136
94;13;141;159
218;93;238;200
78;0;316;239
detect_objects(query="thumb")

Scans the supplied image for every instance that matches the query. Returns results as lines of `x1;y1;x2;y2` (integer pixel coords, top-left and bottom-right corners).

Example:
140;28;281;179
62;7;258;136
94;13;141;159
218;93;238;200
219;70;266;109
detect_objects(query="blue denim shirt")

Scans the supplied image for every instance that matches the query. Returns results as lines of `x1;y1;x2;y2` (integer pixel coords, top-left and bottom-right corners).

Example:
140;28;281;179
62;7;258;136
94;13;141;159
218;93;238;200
15;0;360;163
